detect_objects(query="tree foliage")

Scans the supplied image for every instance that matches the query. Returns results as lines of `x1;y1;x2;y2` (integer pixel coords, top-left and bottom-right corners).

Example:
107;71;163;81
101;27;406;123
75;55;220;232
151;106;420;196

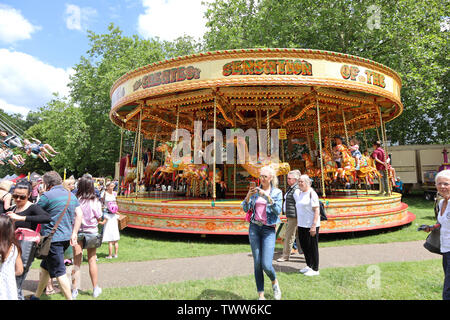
3;3;447;177
204;0;449;144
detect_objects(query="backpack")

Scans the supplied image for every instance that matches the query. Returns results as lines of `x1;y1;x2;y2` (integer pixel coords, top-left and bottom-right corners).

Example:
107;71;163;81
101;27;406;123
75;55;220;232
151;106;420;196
310;191;328;221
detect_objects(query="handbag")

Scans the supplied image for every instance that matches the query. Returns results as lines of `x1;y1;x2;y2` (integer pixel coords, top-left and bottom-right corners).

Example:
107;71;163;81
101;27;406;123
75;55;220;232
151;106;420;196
310;191;328;221
35;193;72;259
78;231;103;249
245;209;253;223
15;228;41;271
118;214;128;230
424;227;442;255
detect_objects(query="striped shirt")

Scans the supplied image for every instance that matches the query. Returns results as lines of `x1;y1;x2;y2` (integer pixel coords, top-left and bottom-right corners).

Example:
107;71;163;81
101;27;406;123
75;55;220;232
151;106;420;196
37;185;80;242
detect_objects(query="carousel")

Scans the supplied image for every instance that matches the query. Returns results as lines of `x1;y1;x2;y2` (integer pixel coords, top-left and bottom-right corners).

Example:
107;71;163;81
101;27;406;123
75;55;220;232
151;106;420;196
109;48;415;235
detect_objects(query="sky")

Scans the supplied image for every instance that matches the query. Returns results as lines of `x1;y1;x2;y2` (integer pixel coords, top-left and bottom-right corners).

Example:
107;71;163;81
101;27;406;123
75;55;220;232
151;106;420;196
0;0;211;118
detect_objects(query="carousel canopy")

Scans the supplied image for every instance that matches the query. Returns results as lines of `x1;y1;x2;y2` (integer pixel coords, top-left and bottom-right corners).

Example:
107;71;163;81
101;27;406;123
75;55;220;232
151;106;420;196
110;48;402;142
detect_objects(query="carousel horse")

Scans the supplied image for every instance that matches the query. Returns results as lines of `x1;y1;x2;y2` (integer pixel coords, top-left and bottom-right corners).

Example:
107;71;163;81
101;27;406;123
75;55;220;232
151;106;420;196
154;142;192;174
334;144;356;181
321;149;338;177
232;137;290;178
144;159;159;185
301;153;320;179
336;143;380;183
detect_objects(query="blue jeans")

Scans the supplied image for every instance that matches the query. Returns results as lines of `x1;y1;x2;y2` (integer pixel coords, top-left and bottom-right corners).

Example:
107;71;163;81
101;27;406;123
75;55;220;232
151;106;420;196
248;223;277;293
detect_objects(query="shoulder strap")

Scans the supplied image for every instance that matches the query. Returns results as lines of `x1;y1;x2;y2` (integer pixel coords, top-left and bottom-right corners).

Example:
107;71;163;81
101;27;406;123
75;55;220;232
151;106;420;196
49;192;71;236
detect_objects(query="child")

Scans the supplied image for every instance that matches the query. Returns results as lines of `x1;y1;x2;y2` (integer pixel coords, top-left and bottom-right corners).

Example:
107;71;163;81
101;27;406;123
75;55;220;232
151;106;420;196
0;215;24;300
101;182;120;259
23;138;59;163
349;138;362;170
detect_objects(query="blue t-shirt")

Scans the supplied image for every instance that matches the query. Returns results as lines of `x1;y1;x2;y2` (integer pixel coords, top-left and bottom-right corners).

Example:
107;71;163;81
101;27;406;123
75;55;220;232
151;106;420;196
37;185;80;242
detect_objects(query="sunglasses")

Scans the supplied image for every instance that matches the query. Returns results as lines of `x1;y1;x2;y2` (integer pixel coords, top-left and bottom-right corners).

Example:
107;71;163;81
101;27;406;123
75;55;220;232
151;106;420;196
12;194;28;200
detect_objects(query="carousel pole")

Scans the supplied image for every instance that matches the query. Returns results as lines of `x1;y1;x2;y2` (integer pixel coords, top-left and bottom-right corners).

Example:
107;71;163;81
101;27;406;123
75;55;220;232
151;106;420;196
118;125;124;195
152;133;157;160
233;112;237;197
316;98;326;198
266;108;270;158
174;107;180;190
212;94;217;205
342;109;349;146
377;106;391;195
306;128;312;157
327;111;332;152
136;109;143;197
342;107;358;197
281;127;287;192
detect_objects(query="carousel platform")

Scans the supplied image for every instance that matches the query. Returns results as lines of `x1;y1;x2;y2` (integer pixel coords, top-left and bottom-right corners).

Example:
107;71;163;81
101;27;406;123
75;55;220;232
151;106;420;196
117;190;415;235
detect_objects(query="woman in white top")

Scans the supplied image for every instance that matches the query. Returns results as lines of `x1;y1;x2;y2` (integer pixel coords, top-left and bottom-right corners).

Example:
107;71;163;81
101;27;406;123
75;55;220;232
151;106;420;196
424;170;450;300
101;181;120;259
0;215;23;300
294;174;321;276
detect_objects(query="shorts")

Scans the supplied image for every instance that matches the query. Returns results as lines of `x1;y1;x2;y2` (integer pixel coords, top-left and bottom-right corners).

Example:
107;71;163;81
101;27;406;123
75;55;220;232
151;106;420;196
40;240;70;278
351;150;362;159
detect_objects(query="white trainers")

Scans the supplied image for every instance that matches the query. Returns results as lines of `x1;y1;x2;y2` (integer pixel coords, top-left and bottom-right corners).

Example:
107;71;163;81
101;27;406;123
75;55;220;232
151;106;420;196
93;286;102;298
276;257;289;262
272;283;282;300
304;269;320;276
299;266;311;274
71;288;78;300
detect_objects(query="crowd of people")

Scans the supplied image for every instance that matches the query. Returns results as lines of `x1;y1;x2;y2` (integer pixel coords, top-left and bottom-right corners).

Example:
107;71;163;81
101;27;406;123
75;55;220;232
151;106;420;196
0;146;449;301
241;159;450;300
0;171;121;300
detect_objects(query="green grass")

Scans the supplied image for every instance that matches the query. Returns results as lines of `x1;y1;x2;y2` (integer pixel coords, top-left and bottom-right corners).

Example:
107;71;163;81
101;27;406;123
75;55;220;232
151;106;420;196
31;193;436;269
39;258;444;300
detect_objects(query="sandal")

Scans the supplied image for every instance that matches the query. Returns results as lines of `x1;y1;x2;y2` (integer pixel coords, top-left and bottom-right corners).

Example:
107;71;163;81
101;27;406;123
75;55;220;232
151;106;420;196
45;288;56;295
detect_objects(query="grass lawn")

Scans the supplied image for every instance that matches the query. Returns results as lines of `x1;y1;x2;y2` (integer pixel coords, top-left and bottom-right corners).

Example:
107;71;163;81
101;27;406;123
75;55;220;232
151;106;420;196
95;193;437;261
33;193;445;301
31;193;436;269
40;258;444;300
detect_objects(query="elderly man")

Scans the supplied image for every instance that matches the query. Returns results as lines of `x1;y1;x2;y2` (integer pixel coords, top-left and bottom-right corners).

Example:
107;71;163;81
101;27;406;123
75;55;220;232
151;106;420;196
277;170;302;262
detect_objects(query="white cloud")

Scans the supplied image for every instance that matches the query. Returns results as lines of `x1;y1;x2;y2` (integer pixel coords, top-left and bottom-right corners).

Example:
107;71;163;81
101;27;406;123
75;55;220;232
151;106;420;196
65;4;97;31
0;98;31;118
0;49;73;114
138;0;211;41
0;4;40;44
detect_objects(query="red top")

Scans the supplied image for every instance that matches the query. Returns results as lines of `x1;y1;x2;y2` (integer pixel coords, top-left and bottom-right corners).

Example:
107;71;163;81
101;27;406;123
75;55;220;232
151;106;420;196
372;147;386;171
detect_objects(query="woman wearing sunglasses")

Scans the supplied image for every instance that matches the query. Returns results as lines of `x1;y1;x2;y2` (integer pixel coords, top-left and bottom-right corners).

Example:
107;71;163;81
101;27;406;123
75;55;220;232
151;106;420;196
7;180;51;300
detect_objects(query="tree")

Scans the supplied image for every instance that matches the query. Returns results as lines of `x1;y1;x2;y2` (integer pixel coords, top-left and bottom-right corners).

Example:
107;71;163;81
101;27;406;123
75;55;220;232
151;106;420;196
203;0;449;144
68;24;201;176
19;95;89;177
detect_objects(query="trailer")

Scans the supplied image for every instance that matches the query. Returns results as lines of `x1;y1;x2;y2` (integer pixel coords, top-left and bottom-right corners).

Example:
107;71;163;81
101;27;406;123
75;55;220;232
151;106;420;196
387;144;450;199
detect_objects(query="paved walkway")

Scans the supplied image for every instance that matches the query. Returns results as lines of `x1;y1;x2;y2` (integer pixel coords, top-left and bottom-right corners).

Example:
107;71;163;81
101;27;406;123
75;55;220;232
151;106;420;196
22;240;440;296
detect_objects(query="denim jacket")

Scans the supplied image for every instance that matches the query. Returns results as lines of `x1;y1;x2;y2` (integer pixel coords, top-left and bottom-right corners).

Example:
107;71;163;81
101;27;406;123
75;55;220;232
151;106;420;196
241;187;283;225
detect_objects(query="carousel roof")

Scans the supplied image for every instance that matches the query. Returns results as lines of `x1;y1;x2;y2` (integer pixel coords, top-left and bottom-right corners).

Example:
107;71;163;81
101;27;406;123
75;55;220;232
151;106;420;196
109;48;402;141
